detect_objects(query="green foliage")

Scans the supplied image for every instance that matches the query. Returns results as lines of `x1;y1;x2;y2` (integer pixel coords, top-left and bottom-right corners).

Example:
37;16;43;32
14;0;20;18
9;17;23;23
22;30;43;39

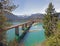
44;30;60;46
0;0;15;29
0;3;3;9
0;14;7;28
0;2;7;29
0;1;17;46
43;2;60;46
1;0;17;12
42;21;60;46
43;2;58;38
46;3;55;14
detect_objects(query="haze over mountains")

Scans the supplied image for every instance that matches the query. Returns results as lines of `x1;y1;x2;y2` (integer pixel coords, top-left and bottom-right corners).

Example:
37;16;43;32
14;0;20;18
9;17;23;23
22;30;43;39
4;11;60;22
4;11;44;22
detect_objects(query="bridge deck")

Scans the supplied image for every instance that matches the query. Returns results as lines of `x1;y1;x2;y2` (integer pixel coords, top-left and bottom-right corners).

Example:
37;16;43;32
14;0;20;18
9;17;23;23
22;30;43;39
4;21;31;30
3;20;41;31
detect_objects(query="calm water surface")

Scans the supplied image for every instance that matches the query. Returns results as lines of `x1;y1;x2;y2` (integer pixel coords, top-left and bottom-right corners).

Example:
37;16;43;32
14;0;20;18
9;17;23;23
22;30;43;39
23;23;45;46
6;22;46;46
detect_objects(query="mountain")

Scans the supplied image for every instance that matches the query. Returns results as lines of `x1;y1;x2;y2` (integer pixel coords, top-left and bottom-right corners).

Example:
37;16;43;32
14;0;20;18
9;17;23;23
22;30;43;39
26;13;44;20
4;11;28;21
4;11;60;22
4;11;44;22
5;11;60;22
4;11;20;21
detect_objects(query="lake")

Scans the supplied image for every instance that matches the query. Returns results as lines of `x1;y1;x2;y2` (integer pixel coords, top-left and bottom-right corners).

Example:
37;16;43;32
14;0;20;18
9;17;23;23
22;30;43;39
6;22;46;46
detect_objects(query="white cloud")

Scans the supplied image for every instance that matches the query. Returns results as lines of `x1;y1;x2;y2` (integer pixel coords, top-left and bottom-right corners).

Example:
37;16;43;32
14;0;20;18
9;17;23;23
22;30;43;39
12;0;60;15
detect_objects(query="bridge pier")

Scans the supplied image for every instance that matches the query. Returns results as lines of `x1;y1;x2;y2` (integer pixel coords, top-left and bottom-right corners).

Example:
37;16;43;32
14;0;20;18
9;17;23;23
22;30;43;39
22;24;25;30
22;23;28;30
15;26;19;36
25;23;27;28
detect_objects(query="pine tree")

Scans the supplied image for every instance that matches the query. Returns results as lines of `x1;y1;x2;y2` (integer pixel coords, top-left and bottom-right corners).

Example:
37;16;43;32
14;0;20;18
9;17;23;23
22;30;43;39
0;0;17;31
0;1;17;45
0;3;7;31
43;2;58;38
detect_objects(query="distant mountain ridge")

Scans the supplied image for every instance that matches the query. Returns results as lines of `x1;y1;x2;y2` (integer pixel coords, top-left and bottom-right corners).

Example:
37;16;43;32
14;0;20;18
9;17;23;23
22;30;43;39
4;11;28;21
26;13;44;20
4;11;60;22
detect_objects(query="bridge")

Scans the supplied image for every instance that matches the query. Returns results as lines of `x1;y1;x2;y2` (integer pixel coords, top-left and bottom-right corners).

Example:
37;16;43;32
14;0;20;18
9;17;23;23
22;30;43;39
3;20;41;42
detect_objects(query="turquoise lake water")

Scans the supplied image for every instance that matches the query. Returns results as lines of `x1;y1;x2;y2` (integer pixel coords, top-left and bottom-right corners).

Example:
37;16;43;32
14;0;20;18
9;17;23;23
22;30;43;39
6;22;46;46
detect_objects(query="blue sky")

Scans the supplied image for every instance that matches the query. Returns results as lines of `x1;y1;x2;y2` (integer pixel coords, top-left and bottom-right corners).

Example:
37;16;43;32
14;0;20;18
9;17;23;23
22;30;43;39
12;0;60;16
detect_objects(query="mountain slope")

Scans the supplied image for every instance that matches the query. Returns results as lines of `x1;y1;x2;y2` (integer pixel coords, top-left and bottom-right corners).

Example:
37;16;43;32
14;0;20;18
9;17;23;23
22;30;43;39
4;11;44;21
4;11;23;21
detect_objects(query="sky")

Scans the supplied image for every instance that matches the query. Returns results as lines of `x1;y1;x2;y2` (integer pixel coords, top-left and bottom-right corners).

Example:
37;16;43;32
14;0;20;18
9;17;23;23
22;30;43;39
12;0;60;16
